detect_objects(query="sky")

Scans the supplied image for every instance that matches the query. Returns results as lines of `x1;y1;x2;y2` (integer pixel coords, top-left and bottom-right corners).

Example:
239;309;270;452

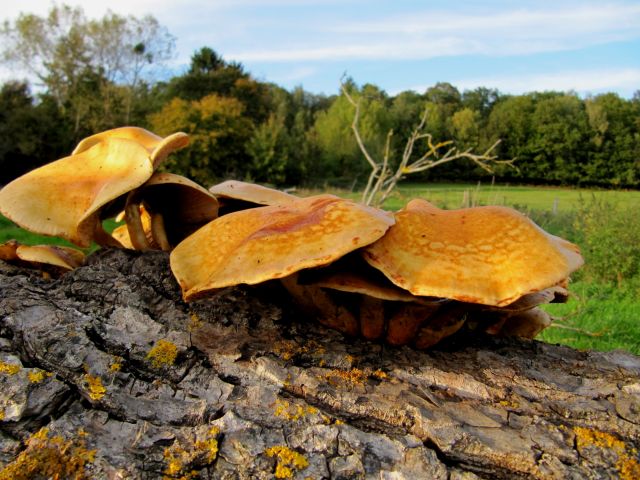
2;0;639;98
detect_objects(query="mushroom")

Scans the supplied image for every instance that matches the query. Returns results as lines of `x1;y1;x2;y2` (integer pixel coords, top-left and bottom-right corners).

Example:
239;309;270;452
72;126;189;169
362;199;583;307
493;307;553;339
0;128;189;248
170;194;394;301
120;172;219;251
0;138;155;247
0;240;85;274
209;180;298;214
298;256;445;343
15;244;85;271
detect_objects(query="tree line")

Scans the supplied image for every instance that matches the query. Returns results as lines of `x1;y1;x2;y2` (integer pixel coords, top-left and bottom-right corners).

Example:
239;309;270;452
1;5;639;188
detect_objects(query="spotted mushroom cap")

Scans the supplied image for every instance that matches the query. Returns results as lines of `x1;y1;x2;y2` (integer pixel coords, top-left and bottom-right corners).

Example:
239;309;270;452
0;138;154;247
170;194;395;301
362;199;584;307
72;126;188;169
209;180;298;207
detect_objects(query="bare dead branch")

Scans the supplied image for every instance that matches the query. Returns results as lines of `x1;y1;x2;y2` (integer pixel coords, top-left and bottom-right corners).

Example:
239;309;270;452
343;81;515;207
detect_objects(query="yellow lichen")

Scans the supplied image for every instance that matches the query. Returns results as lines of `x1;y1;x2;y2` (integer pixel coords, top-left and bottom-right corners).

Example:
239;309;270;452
274;399;318;422
265;446;308;479
188;312;202;332
0;361;21;375
0;409;4;421
573;426;640;480
83;374;106;401
325;367;388;386
146;339;178;368
498;399;520;409
0;428;96;480
273;339;325;362
109;356;123;373
27;369;52;384
162;426;220;479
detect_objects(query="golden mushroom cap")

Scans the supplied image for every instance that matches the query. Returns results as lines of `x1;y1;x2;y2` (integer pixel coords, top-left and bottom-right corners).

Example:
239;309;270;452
72;126;188;169
209;180;298;207
170;194;395;301
16;244;85;270
362;199;584;307
0;137;154;247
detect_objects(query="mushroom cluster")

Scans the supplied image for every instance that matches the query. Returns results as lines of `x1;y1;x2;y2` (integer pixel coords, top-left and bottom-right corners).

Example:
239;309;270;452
0;127;584;349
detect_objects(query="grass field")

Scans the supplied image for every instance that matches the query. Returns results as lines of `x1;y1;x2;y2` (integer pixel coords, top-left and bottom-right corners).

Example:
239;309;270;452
2;181;639;355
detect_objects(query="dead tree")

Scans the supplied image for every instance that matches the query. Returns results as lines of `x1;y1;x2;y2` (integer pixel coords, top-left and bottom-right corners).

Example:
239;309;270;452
0;249;639;479
341;84;515;207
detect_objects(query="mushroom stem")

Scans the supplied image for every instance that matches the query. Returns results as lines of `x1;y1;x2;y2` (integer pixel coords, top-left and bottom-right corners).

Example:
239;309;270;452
150;212;171;251
281;274;359;337
387;303;440;346
359;296;385;340
414;302;468;349
125;196;151;251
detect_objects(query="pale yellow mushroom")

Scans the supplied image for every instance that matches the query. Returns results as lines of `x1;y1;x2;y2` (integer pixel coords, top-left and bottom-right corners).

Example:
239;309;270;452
0;138;155;247
0;240;84;273
72;126;188;169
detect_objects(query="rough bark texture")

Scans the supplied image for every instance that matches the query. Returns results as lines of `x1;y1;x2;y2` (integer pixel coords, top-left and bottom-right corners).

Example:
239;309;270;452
0;249;639;479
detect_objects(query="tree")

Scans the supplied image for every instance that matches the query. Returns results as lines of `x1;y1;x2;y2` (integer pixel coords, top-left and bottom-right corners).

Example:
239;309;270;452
342;84;510;207
0;82;70;184
148;94;253;186
529;94;589;184
311;81;392;185
584;93;638;186
1;4;175;136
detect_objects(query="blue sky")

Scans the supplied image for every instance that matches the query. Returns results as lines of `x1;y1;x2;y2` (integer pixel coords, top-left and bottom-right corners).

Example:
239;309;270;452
4;0;640;97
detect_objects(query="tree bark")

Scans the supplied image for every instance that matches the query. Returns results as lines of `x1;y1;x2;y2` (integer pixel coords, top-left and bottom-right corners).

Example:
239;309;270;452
1;249;639;479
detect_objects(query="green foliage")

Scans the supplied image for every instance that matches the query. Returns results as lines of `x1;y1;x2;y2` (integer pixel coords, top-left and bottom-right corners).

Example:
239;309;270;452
1;5;639;189
540;281;640;355
570;197;640;285
0;4;174;138
148;94;253;186
311;81;392;183
0;82;71;184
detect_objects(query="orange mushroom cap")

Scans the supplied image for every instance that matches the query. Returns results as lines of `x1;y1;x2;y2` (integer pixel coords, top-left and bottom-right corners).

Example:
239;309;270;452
170;194;394;301
362;199;583;307
0;138;154;247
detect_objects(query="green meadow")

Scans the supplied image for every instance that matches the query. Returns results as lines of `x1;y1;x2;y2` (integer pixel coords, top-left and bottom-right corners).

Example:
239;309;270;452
2;182;639;354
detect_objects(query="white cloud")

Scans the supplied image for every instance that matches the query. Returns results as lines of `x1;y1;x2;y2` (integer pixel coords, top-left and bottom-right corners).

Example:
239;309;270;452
229;3;640;62
407;68;640;96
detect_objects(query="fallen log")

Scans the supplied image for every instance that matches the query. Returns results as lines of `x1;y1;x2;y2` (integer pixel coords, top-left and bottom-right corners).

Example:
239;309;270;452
0;249;638;479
